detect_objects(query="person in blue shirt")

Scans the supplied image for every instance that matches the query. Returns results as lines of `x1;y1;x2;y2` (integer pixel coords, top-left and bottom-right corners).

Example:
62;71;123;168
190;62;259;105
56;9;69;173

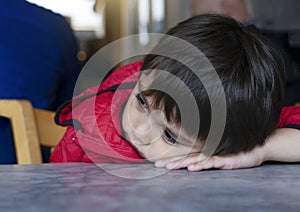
0;0;81;163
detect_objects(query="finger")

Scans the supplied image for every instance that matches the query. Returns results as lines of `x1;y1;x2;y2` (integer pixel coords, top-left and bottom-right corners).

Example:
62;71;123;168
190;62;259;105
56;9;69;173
165;154;209;170
154;153;207;168
154;155;185;168
187;156;226;171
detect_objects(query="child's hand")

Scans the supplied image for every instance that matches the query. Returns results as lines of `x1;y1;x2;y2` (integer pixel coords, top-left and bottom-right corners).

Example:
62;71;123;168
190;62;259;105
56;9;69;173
154;146;265;171
155;128;300;171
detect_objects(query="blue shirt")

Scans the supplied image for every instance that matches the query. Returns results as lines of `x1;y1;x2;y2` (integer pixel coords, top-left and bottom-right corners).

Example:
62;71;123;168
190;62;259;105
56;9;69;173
0;0;81;163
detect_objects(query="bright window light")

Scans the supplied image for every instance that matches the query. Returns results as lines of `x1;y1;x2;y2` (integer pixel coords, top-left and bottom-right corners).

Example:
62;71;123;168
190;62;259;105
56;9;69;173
138;0;150;45
152;0;165;22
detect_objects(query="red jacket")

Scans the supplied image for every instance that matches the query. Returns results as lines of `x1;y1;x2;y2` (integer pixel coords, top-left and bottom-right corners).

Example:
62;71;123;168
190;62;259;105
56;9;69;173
50;61;300;163
50;62;145;163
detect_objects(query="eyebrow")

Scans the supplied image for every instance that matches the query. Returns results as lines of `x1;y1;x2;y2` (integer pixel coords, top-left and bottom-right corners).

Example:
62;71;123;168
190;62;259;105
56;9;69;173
138;80;146;92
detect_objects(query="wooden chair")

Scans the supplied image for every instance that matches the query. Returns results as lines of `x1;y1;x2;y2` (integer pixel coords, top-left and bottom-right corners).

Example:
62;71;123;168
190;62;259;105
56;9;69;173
0;99;66;164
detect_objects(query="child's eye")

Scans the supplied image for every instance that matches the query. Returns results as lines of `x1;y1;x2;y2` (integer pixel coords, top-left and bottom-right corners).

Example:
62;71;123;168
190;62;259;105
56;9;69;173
162;129;177;145
135;93;148;111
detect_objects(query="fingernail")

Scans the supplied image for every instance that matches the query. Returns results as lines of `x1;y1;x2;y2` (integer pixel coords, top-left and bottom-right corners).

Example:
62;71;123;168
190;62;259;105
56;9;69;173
166;162;175;169
155;160;163;167
188;164;201;171
188;164;196;169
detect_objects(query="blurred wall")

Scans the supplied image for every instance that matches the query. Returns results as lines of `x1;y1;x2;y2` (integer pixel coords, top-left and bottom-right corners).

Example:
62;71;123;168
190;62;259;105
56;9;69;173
246;0;300;30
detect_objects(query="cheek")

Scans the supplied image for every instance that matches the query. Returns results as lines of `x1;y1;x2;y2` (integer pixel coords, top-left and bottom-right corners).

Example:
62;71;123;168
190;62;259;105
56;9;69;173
122;96;136;129
125;101;144;133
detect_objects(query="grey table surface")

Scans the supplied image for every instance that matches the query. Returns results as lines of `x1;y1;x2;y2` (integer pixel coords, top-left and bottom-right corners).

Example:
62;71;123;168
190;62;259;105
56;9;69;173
0;162;300;212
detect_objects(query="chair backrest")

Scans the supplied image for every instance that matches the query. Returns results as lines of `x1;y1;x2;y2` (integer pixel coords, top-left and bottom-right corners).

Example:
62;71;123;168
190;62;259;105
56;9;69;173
0;99;65;164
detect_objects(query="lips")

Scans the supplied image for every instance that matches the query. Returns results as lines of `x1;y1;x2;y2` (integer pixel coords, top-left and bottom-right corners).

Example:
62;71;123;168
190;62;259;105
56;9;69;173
123;130;138;144
126;131;149;147
131;137;147;146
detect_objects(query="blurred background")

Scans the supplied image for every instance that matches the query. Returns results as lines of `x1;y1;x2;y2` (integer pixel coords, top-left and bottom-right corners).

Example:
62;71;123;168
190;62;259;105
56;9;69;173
27;0;300;105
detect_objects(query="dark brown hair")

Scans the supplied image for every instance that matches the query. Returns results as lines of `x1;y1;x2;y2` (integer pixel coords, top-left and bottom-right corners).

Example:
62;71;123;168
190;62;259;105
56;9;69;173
140;14;285;155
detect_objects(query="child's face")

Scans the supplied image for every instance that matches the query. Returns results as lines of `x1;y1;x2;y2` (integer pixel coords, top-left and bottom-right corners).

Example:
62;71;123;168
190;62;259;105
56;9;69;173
122;73;202;161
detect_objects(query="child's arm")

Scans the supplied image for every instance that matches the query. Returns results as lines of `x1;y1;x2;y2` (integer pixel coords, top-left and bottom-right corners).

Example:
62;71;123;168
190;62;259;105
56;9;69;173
155;106;300;171
263;128;300;162
154;128;300;171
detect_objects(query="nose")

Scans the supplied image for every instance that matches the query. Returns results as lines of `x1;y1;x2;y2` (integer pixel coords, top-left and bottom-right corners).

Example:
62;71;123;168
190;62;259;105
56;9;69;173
134;117;152;138
134;110;166;144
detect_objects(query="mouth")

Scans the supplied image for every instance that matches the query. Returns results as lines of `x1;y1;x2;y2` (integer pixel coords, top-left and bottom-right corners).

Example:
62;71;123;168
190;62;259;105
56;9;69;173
123;132;148;158
130;137;148;147
123;130;140;145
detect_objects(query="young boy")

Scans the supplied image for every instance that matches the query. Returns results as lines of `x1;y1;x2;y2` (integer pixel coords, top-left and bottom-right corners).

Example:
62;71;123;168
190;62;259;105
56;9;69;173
50;14;300;171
